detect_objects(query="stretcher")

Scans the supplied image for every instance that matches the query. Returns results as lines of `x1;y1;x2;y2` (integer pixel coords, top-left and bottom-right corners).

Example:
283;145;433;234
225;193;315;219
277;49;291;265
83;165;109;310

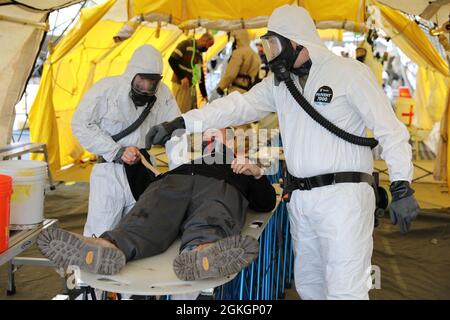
68;182;293;299
67;147;293;300
68;196;280;297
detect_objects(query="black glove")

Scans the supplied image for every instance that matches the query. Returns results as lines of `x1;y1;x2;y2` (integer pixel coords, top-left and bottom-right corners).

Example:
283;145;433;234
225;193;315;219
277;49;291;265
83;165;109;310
389;181;419;234
216;87;225;96
145;116;186;148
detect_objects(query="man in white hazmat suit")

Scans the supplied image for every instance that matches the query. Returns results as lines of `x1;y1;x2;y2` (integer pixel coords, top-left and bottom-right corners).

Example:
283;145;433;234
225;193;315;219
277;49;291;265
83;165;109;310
72;45;181;238
145;5;419;300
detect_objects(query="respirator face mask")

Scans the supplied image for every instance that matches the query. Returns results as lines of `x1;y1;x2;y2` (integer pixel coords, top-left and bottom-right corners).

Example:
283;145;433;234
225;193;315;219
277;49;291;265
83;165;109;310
356;47;367;63
130;73;162;107
261;31;304;82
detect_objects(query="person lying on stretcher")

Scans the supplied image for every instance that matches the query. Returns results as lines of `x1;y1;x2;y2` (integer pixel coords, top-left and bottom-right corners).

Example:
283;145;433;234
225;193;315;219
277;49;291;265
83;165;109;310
37;128;276;281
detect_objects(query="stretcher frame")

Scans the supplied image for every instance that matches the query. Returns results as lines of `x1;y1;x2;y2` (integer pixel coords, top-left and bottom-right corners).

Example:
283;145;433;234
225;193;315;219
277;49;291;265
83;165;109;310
0;219;62;295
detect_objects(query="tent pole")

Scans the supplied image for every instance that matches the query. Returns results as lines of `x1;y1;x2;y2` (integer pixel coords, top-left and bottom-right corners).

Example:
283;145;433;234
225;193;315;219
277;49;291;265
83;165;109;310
0;14;49;30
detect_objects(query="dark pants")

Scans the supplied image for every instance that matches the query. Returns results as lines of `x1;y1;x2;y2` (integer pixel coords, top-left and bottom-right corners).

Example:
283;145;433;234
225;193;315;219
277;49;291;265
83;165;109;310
102;174;248;261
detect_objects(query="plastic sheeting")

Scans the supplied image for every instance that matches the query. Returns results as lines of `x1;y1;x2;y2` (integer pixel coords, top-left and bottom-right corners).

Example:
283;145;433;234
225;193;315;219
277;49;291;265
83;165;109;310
28;0;118;172
370;1;449;188
374;1;448;77
0;0;87;147
433;95;449;189
377;0;450;27
0;0;83;11
0;5;49;147
414;67;449;130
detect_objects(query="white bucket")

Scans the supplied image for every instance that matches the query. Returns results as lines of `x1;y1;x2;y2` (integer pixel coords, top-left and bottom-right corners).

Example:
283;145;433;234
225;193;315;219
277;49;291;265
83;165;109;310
0;160;47;230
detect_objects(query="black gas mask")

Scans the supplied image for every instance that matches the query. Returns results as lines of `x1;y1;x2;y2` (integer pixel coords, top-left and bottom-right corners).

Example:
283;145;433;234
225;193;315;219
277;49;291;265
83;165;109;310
261;31;311;82
292;59;312;77
129;73;161;107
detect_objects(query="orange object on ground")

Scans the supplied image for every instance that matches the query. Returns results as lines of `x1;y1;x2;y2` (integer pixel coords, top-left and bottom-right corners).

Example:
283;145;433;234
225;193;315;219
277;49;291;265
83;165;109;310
398;86;412;98
0;174;13;253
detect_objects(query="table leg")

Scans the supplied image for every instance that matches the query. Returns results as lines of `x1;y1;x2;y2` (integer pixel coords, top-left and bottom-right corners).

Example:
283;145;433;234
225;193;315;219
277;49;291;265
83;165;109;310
42;145;56;190
6;261;16;296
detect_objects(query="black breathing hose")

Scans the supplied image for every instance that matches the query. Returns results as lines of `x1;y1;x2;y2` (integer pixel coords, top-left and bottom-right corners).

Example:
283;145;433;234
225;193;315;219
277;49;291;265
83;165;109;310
111;97;156;142
285;78;379;149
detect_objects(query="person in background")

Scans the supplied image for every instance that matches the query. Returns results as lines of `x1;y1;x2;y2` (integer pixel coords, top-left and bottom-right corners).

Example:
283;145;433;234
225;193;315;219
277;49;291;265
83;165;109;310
356;41;383;86
169;33;215;113
214;29;260;96
71;45;180;238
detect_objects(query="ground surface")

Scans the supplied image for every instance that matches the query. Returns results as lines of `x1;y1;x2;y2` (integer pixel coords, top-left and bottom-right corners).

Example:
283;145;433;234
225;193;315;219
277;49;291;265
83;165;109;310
0;179;449;300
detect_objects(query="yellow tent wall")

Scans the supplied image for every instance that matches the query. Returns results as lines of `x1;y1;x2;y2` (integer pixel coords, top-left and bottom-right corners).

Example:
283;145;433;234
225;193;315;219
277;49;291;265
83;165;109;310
372;1;449;188
29;0;118;172
29;16;184;170
27;0;449;186
374;1;448;77
414;67;449;130
372;1;449;130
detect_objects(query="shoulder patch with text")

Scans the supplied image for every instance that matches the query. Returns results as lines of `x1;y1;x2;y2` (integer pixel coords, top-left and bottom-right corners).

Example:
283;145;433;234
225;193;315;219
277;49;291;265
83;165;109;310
314;86;333;104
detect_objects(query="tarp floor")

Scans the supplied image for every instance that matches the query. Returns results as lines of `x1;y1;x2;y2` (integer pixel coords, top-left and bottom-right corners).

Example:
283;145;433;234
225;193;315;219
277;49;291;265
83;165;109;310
0;181;449;299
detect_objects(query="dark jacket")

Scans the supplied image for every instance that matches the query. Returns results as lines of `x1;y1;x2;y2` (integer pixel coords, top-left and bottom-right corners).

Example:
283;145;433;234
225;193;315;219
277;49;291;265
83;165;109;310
125;147;277;212
168;38;207;98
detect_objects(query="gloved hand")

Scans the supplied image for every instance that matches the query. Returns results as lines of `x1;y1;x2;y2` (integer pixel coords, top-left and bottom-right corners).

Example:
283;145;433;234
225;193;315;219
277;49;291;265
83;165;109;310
145;116;186;148
389;181;419;234
113;146;126;164
208;87;224;102
216;87;225;96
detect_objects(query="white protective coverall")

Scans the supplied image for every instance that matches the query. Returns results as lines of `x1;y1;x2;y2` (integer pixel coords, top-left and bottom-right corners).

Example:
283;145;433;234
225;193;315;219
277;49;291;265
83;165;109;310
72;45;180;237
182;5;413;299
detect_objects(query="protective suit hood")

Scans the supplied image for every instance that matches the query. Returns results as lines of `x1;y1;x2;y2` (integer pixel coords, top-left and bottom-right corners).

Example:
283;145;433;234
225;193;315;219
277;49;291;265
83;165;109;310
267;5;331;67
231;29;251;48
123;45;164;80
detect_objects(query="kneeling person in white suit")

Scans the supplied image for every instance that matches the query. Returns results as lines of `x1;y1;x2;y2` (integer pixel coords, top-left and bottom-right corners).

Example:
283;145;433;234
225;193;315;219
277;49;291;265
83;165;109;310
71;45;181;237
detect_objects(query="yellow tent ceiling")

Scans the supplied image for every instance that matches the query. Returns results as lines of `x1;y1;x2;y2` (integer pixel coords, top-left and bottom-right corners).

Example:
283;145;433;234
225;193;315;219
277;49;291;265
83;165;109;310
132;0;365;25
378;0;450;26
